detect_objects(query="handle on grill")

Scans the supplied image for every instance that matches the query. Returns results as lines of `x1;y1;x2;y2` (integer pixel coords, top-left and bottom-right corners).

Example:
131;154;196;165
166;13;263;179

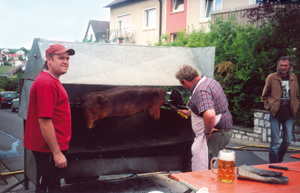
177;111;188;119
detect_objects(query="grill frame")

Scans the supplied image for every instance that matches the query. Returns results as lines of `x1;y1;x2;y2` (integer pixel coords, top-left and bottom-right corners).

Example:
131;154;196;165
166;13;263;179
24;84;194;184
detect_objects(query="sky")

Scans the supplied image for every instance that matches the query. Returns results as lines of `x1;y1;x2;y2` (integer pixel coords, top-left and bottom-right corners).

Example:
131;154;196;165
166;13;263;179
0;0;111;49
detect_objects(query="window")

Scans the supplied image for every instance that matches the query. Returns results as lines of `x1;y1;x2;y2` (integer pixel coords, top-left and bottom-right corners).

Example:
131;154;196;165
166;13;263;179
117;13;132;33
173;0;184;12
118;20;123;33
144;8;156;30
171;33;178;42
200;0;222;22
249;0;258;5
205;0;213;18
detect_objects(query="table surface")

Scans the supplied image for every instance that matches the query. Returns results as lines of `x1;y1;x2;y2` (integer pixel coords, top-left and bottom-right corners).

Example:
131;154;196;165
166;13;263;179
170;161;300;192
290;153;300;159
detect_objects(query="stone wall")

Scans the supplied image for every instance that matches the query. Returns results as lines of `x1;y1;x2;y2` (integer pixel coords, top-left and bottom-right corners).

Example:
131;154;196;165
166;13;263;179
232;109;300;147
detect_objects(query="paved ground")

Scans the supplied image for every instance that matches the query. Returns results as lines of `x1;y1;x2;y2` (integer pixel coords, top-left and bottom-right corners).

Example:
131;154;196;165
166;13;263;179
1;137;300;193
1;108;300;192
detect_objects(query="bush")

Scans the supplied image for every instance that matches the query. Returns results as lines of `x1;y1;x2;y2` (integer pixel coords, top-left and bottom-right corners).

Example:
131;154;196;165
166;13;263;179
156;8;300;127
0;73;23;92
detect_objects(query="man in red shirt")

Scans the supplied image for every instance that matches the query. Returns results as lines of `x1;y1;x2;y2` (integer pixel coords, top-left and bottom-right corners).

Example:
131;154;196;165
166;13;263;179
24;44;75;192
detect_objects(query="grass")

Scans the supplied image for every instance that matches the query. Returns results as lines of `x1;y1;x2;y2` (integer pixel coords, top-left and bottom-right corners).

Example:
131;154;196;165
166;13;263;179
0;66;14;74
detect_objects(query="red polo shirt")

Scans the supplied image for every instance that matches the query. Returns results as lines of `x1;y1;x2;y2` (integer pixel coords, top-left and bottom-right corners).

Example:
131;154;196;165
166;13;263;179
24;71;71;152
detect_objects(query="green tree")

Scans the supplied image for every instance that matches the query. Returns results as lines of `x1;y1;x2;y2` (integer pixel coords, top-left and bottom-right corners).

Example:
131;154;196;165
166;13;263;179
0;69;24;92
156;3;300;126
20;47;29;53
2;55;7;63
244;3;300;74
18;55;25;61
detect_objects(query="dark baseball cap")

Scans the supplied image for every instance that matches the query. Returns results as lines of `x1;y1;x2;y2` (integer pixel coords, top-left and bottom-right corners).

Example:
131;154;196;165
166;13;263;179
46;44;75;56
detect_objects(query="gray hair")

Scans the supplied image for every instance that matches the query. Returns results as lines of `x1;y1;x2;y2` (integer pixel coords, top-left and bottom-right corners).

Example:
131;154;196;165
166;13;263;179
175;64;199;83
277;56;293;75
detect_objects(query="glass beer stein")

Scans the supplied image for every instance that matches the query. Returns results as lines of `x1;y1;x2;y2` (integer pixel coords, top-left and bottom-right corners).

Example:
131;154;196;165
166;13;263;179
210;150;235;183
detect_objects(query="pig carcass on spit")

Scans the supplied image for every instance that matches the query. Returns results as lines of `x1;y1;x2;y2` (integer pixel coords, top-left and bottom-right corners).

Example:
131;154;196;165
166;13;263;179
78;87;166;129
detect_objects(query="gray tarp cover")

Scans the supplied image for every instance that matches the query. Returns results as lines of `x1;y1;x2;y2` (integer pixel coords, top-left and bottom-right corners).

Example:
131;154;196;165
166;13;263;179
19;38;215;119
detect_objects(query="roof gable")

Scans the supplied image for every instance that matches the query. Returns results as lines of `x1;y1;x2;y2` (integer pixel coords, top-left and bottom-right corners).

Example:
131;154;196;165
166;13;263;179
104;0;131;8
84;20;110;41
16;50;25;54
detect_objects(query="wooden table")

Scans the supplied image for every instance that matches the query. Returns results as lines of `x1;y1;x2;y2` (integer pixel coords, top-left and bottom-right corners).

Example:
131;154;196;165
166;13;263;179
170;161;300;192
290;153;300;159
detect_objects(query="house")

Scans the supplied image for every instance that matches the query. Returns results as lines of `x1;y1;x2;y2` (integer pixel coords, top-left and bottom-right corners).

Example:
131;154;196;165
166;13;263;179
6;62;26;76
186;0;258;33
7;53;19;60
104;0;259;45
104;0;166;44
0;54;3;65
15;49;29;61
84;20;110;43
0;48;29;66
9;59;24;67
15;49;25;56
0;48;10;54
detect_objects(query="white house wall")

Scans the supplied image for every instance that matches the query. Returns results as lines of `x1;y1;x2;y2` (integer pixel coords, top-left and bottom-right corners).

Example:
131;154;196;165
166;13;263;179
186;0;210;33
110;0;167;45
86;24;96;42
187;0;256;33
222;0;252;10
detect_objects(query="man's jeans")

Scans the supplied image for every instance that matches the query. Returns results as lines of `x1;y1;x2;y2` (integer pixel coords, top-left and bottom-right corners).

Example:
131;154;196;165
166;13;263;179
269;113;293;163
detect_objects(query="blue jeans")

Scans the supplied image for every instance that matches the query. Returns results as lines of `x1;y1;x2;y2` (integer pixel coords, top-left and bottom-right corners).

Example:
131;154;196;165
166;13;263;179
269;113;293;163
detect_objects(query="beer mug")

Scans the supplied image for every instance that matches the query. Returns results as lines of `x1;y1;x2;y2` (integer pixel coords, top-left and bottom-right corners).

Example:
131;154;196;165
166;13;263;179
210;150;235;183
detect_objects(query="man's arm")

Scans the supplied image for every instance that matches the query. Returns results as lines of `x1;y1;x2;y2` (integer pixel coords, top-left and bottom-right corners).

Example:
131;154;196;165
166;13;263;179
203;109;216;134
38;117;67;168
261;75;271;110
203;109;217;141
295;76;300;101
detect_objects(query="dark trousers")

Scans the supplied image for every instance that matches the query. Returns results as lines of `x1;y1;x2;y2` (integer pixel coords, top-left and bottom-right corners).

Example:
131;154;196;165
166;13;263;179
207;130;232;169
32;150;67;193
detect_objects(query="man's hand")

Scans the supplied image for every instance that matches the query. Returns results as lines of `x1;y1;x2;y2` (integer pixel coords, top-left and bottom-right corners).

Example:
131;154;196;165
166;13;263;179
53;152;67;168
206;128;217;142
178;109;191;118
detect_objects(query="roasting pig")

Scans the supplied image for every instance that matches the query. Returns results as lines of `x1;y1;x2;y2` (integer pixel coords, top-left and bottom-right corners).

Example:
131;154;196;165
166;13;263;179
78;87;166;129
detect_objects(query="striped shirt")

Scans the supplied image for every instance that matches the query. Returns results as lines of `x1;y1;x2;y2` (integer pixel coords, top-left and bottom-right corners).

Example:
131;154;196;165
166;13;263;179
188;76;233;130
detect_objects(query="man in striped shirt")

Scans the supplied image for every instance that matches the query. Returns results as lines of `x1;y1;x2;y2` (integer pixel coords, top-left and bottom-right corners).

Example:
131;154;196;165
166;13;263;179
176;64;233;170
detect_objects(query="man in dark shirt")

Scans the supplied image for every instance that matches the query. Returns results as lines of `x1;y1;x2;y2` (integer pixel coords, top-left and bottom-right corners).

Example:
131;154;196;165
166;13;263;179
262;56;299;163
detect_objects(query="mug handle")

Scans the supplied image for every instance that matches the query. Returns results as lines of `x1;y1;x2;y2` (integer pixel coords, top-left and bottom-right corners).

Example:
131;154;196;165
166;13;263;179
210;157;218;175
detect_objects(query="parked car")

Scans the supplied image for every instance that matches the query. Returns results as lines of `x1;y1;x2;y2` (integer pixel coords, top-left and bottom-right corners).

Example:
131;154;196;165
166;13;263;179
11;97;20;112
0;91;18;109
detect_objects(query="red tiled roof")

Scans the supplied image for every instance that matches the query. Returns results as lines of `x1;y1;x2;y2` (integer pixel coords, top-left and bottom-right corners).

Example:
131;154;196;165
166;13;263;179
7;54;18;57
